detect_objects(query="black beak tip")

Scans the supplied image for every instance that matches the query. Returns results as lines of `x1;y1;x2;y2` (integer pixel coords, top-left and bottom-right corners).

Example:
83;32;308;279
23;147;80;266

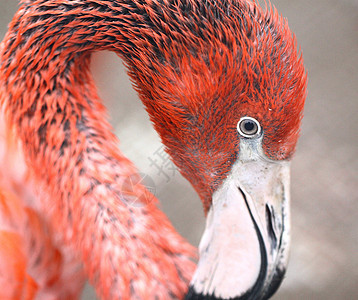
185;267;286;300
185;286;208;300
185;287;225;300
263;267;286;299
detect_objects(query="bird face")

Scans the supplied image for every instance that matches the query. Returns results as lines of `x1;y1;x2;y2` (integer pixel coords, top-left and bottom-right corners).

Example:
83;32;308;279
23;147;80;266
127;2;306;299
186;120;292;299
150;75;302;299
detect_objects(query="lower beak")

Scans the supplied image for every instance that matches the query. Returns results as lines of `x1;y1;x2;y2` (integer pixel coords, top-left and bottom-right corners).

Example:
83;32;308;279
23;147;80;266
186;159;291;300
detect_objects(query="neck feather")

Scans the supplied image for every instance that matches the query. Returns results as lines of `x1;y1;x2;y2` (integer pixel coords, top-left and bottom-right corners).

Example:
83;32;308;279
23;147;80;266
0;1;197;298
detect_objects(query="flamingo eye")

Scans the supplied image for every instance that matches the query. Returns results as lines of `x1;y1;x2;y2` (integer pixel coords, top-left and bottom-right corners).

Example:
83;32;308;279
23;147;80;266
237;117;261;138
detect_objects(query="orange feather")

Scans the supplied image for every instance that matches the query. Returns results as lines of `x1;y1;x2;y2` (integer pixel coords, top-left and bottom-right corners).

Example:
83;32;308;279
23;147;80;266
0;0;306;298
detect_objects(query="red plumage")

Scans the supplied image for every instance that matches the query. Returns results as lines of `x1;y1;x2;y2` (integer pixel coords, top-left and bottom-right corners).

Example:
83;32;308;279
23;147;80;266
0;0;306;299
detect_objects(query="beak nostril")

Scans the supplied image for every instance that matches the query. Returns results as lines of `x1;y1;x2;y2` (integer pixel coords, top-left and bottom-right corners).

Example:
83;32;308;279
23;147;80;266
265;204;277;252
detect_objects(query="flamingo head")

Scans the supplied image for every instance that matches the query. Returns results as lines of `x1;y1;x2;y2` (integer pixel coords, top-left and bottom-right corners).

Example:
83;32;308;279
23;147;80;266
0;0;305;298
125;1;307;299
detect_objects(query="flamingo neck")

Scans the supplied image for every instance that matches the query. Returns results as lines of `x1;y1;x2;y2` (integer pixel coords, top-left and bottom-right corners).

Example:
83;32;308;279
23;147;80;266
0;1;197;298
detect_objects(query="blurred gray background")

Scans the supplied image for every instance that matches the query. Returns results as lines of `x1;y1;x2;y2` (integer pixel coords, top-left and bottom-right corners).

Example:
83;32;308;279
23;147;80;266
1;0;357;299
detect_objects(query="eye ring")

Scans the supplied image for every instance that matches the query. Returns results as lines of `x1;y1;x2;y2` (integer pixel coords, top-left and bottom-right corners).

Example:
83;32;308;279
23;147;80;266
237;117;261;138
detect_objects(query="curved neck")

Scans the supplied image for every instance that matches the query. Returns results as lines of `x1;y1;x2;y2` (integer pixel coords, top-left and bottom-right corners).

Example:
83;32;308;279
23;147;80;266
0;1;196;298
0;0;187;142
0;0;156;163
0;0;173;77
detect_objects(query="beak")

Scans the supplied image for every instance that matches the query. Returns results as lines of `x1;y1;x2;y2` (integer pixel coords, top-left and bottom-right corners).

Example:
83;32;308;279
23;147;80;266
186;139;291;300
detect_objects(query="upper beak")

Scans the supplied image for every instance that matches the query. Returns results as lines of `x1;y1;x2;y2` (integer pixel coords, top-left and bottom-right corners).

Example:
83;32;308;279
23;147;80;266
186;141;291;300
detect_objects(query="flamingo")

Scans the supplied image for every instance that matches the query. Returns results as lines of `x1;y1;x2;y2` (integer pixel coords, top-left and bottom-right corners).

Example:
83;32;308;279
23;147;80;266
0;0;307;299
